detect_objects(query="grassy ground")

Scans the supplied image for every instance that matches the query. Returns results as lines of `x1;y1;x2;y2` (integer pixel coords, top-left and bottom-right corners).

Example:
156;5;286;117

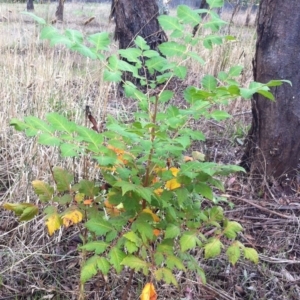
1;2;300;300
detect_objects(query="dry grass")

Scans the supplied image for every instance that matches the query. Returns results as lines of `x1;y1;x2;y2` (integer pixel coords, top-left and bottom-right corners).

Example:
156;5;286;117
1;3;300;300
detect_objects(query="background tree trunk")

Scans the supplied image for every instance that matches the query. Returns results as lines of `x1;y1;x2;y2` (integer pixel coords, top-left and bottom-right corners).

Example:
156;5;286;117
193;0;209;36
27;0;34;11
241;0;300;192
55;0;65;22
110;0;167;90
111;0;167;50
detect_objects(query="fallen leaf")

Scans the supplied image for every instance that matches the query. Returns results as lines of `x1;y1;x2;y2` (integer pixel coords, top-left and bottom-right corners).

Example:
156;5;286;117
140;282;157;300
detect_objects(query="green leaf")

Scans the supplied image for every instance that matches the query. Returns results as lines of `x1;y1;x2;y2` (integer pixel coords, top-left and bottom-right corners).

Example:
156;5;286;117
143;50;160;58
159;90;174;103
38;133;61;146
266;79;291;87
123;231;142;246
71;43;97;59
76;126;103;147
21;12;46;25
158;42;186;57
166;255;186;271
79;180;99;197
194;183;213;200
145;56;168;73
113;181;136;196
53;167;73;192
46;113;76;134
53;194;72;205
155;267;178;286
10;119;28;131
180;231;198;252
228;66;243;77
88;32;110;52
210;110;231;121
32;180;54;202
204;14;227;32
24;116;54;133
119;48;142;62
85;216;114;236
175;188;189;206
226;244;241;265
80;255;98;283
158;15;184;32
177;5;201;26
209;206;224;222
187;51;205;65
121;256;149;272
80;241;109;254
65;29;83;44
96;257;110;275
204;238;223;259
3;203;35;216
207;0;224;8
19;205;39;221
244;247;259;264
202;75;217;92
165;224;180;239
103;69;122;82
174;66;187;79
60;143;79;157
125;240;139;254
257;90;275;101
109;247;126;273
223;221;243;239
135;36;150;50
203;35;223;49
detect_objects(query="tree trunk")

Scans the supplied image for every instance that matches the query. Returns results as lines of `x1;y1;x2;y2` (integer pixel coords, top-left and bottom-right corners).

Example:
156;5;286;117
110;0;167;90
111;0;167;50
241;0;300;192
27;0;34;11
55;0;65;22
193;0;209;36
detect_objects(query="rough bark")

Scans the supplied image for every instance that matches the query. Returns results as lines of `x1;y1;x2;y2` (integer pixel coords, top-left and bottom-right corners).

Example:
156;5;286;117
241;0;300;190
110;0;167;89
193;0;209;36
111;0;167;50
27;0;34;11
55;0;65;22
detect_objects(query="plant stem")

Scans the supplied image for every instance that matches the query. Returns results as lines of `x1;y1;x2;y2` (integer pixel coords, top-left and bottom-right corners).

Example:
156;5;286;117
143;95;159;208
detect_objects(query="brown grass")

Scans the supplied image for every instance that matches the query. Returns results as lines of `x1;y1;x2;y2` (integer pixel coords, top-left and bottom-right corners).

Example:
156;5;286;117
1;3;299;300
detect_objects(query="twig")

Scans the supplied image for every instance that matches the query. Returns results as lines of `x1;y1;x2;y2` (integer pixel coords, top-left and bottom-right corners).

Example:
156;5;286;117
229;195;296;220
122;268;134;300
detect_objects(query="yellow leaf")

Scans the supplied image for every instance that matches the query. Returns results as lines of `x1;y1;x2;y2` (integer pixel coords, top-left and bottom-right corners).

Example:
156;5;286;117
140;282;157;300
62;209;83;228
154;188;163;196
46;213;62;236
169;167;179;177
143;208;160;222
165;178;181;190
